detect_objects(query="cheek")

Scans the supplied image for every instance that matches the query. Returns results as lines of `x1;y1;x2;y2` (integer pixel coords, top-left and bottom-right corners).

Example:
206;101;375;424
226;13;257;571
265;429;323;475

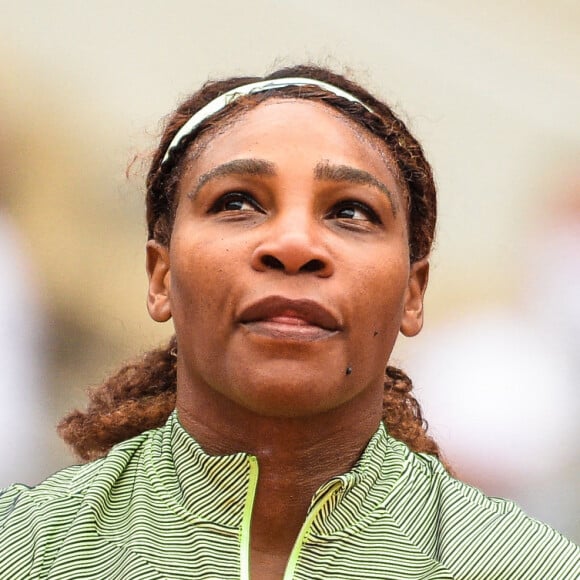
352;257;410;341
169;238;227;326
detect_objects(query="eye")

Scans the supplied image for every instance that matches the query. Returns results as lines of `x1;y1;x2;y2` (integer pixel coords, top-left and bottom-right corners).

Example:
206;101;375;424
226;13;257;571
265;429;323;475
209;192;264;214
330;201;381;224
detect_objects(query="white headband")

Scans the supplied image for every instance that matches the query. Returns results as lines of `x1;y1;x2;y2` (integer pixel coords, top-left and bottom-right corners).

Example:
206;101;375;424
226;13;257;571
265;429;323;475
161;77;374;165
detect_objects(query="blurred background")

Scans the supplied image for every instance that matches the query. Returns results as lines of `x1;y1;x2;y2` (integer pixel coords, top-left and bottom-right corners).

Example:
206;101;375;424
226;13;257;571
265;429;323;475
1;0;578;540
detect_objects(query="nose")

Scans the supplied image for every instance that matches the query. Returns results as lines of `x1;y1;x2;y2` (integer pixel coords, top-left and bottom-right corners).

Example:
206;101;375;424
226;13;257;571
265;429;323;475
250;215;334;277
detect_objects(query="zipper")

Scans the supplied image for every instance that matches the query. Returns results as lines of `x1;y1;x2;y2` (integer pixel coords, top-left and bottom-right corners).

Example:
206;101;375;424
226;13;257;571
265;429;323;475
282;480;342;580
240;455;259;580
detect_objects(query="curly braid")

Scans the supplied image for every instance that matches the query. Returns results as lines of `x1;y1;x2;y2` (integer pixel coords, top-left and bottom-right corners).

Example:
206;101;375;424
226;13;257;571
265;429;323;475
59;65;446;467
58;337;178;461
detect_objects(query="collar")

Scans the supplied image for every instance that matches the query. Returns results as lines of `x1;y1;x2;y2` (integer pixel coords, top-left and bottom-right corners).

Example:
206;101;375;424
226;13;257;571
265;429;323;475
145;411;406;536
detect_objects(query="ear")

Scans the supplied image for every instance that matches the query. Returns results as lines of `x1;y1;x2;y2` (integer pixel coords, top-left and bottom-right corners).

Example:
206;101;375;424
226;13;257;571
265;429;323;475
400;257;429;337
146;240;172;323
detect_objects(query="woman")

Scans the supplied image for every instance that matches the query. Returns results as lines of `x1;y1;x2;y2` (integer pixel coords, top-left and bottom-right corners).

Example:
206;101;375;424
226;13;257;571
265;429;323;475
1;65;578;579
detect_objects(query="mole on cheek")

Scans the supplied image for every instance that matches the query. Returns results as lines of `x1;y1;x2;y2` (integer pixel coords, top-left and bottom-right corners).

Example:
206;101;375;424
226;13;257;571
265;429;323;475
373;330;379;337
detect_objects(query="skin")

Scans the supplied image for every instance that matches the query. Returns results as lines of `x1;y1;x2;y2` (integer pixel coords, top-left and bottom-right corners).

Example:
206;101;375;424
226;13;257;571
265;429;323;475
146;99;429;578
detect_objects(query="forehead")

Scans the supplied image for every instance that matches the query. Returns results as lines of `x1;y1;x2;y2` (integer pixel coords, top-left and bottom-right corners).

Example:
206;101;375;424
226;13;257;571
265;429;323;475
179;99;405;198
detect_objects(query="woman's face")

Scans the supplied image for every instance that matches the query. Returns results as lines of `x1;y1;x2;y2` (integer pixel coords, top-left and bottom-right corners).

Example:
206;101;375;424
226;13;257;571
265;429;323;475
147;99;428;418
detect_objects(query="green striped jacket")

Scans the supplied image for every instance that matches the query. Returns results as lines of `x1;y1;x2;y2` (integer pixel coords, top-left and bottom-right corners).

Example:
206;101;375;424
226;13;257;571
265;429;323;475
1;411;578;579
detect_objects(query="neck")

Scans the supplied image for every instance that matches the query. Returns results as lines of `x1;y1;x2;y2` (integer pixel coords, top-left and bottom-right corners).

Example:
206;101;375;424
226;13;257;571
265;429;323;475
176;376;383;556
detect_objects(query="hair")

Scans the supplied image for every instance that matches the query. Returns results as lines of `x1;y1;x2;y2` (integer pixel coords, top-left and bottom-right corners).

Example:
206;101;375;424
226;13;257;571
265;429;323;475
58;65;444;466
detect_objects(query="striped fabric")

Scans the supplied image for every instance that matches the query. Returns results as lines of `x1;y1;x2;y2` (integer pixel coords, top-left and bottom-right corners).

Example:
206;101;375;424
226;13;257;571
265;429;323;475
1;411;578;579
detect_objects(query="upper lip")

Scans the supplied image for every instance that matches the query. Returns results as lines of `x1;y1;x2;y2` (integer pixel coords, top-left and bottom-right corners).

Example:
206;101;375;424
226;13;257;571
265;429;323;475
237;296;342;331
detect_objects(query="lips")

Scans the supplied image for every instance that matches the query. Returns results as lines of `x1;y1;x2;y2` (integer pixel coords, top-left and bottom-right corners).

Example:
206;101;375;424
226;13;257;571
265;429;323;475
237;296;341;341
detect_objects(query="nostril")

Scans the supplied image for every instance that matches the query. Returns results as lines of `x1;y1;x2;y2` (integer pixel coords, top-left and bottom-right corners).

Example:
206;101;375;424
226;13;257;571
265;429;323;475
300;259;324;273
257;254;329;274
261;255;284;270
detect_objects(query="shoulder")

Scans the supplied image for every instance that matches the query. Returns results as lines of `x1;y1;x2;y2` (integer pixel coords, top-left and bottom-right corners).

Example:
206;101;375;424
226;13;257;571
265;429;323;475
385;439;580;579
0;429;152;577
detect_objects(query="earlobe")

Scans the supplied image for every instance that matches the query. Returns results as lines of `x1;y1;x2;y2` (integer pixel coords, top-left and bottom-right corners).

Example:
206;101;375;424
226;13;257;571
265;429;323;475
146;240;172;323
400;258;429;337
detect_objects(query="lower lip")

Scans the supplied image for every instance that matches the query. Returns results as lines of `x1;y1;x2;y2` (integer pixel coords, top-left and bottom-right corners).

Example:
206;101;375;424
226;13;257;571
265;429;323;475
241;320;338;342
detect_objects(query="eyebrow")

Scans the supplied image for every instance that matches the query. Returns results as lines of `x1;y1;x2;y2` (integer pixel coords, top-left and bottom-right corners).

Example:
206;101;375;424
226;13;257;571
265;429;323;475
189;158;398;215
189;158;276;198
314;161;398;215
